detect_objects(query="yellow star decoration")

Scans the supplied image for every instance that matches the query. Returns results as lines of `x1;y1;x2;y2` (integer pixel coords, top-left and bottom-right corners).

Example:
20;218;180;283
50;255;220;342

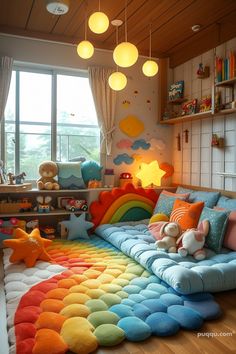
136;160;166;187
3;228;52;268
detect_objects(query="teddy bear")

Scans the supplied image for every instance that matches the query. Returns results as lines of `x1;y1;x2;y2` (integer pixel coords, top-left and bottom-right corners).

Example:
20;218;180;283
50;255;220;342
148;221;182;253
176;219;209;260
37;161;60;190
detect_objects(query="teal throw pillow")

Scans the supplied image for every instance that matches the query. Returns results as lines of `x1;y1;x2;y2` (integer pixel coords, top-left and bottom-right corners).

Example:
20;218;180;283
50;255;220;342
199;207;229;253
57;162;85;189
153;192;187;217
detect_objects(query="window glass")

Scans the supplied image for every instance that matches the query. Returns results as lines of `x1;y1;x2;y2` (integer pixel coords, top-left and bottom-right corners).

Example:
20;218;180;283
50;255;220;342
57;74;100;162
3;68;99;179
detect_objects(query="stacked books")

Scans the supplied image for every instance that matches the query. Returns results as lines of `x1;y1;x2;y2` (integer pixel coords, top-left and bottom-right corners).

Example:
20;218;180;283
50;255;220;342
215;52;236;82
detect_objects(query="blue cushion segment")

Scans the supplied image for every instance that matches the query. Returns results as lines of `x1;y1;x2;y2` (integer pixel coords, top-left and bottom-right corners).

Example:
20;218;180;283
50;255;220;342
184;300;222;320
118;317;152;341
167;305;203;330
146;312;180;336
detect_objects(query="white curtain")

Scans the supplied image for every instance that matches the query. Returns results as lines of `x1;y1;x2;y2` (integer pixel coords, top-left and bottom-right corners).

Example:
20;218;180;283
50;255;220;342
0;56;13;122
88;66;116;156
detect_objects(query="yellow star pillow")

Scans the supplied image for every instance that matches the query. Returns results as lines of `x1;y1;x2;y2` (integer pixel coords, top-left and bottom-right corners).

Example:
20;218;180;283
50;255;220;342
3;228;52;267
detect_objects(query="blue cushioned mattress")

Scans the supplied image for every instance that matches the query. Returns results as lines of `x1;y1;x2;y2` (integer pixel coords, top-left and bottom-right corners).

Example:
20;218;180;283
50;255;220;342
95;222;236;294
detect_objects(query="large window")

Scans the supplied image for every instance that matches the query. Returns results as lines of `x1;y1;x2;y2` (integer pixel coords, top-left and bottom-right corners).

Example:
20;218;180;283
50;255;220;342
3;67;100;179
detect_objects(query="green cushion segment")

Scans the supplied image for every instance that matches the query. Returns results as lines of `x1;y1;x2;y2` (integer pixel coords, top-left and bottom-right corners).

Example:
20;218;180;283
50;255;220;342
99;294;122;307
94;324;125;346
88;311;120;328
85;299;108;312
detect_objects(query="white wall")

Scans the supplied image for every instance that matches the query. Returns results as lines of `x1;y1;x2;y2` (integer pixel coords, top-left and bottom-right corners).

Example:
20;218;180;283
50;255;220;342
0;33;172;186
172;37;236;191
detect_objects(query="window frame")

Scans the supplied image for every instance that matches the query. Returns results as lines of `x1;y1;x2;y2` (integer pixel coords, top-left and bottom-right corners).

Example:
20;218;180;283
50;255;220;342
1;64;100;179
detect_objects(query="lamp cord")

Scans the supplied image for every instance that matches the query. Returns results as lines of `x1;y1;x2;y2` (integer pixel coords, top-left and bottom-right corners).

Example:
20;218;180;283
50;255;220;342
125;0;127;42
149;24;152;59
98;0;101;12
84;1;88;40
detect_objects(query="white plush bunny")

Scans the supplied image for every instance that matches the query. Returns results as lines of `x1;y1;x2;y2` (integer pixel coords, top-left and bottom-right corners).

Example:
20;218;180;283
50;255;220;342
176;219;209;260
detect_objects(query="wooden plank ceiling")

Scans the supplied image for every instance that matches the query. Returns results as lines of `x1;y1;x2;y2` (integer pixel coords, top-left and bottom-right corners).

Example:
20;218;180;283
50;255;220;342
0;0;236;67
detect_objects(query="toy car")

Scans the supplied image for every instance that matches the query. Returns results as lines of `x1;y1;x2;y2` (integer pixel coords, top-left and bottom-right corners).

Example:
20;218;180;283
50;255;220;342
65;199;88;212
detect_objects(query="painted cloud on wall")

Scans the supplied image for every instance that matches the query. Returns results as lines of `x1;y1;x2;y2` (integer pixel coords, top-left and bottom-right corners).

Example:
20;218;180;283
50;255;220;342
149;138;166;151
131;139;151;150
113;154;134;165
116;139;133;149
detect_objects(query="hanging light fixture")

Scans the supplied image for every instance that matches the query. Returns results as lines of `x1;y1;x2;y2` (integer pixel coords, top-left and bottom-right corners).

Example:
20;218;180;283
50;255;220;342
142;25;158;77
109;20;127;91
88;0;109;34
77;3;94;59
113;0;138;68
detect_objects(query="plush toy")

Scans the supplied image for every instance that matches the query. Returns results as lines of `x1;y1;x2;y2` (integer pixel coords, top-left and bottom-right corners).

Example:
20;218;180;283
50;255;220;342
81;160;103;185
149;213;169;224
34;196;54;213
3;228;52;267
148;221;182;253
37;161;60;190
176;219;209;260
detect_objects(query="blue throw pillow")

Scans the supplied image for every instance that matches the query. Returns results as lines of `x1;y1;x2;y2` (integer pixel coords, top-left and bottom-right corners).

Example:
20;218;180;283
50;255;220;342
153;192;187;217
57;162;85;189
216;195;236;211
199;207;229;253
176;187;220;208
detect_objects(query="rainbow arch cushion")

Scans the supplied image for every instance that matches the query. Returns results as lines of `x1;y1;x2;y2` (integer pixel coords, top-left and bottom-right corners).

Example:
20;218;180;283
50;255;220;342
90;184;158;227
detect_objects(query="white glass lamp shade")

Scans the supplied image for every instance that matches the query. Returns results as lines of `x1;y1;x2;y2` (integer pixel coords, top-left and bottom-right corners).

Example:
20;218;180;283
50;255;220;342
88;11;109;34
142;60;159;77
113;42;139;68
77;40;94;59
108;72;127;91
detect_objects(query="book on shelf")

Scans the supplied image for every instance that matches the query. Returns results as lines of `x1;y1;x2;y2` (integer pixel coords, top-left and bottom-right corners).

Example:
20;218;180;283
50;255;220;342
215;51;236;83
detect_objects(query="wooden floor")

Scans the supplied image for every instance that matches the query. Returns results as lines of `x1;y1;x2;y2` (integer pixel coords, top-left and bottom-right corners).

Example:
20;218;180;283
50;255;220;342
96;290;236;354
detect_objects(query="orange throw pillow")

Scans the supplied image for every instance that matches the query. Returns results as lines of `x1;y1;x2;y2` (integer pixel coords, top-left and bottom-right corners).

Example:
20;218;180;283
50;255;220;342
170;199;204;230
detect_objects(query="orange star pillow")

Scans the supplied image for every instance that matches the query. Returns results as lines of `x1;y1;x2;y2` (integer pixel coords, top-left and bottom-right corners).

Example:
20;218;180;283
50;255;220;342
3;228;52;267
170;199;204;231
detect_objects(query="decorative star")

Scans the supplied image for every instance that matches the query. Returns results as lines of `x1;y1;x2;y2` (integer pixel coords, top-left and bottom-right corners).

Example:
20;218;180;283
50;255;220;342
136;160;166;187
3;228;52;268
61;213;94;240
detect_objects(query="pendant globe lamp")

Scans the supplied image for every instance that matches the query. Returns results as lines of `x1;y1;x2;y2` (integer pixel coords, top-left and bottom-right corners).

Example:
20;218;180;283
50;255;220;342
109;20;127;91
113;0;138;68
88;0;109;34
142;25;158;77
77;5;94;59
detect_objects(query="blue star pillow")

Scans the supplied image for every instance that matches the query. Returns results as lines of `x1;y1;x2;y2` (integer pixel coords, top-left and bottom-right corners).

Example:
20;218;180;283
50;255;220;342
61;213;94;240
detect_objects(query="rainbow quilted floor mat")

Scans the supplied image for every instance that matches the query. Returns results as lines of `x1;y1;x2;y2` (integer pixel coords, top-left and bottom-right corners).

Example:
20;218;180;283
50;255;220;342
3;236;222;354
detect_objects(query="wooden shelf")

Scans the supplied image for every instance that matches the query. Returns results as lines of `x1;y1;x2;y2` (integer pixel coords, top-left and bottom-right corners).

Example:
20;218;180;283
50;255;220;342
215;108;236;116
0;210;88;218
160;108;236;125
168;98;186;105
0;187;112;194
160;111;212;124
215;77;236;87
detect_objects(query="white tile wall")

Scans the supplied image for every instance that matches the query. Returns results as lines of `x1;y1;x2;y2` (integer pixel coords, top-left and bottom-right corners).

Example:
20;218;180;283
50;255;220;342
171;38;236;191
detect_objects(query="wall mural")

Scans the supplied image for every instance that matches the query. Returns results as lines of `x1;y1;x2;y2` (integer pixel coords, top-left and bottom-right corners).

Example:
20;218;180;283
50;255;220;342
119;115;144;137
149;138;166;151
116;139;133;149
131;139;151;150
113;153;134;165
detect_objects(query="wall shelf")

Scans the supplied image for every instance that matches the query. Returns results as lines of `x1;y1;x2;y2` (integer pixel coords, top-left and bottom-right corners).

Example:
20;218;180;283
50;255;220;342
215;77;236;87
160;108;236;125
160;111;212;124
0;210;87;218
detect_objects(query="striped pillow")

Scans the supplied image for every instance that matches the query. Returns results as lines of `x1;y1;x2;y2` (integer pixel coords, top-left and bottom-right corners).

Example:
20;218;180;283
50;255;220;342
170;199;204;231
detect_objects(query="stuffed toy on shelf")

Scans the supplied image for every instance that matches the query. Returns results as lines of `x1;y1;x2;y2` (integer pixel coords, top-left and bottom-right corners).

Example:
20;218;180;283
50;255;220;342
37;161;60;190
